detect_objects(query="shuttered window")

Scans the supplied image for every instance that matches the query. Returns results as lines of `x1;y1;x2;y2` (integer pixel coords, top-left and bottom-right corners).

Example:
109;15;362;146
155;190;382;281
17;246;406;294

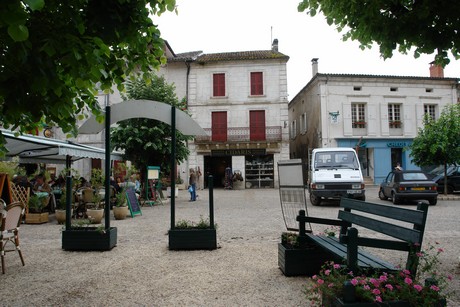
212;111;227;141
250;72;263;95
213;73;225;97
250;110;266;141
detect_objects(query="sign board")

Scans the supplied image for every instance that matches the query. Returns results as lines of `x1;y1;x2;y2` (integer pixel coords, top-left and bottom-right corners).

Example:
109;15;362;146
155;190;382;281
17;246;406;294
126;188;142;217
277;159;308;231
147;166;160;180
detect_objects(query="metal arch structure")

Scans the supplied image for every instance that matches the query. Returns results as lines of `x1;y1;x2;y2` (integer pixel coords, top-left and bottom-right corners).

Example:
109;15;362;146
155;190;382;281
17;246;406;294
78;99;206;136
78;99;207;232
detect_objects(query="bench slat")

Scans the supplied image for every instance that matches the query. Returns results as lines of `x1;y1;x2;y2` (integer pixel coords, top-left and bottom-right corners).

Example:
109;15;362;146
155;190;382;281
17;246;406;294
307;235;397;271
340;198;426;225
338;210;421;243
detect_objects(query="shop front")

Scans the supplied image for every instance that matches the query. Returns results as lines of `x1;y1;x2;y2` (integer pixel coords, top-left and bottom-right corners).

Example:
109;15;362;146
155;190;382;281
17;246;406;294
203;148;274;189
337;139;415;184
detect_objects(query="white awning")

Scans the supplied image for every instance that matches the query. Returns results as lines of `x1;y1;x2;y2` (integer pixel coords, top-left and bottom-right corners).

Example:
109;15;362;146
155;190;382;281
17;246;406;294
1;129;123;164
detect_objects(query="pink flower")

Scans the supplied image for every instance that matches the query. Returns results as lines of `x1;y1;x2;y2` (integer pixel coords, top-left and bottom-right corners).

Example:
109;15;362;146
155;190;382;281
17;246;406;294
328;283;334;288
438;248;444;253
333;264;341;269
363;285;370;290
448;275;453;281
350;279;358;286
375;296;382;303
416;252;423;257
324;269;331;276
317;279;324;285
404;277;413;285
430;285;440;292
385;284;394;291
372;289;381;295
402;269;411;275
379;275;388;282
312;275;317;280
413;284;423;292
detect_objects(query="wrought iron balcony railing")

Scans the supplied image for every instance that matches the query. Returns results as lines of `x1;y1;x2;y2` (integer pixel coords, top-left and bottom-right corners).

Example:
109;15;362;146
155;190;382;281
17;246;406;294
194;126;282;143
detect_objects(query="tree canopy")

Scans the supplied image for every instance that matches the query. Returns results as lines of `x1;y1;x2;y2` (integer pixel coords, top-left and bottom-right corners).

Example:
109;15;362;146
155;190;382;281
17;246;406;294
110;73;191;178
409;104;460;194
0;0;176;152
298;0;460;66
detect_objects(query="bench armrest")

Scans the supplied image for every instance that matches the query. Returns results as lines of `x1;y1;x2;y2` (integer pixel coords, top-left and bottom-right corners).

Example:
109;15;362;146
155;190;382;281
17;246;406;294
302;216;350;228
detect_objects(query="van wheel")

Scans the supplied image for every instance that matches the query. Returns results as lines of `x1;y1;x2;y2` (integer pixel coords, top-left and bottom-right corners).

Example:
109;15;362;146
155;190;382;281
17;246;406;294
429;198;437;206
378;189;387;200
310;194;322;206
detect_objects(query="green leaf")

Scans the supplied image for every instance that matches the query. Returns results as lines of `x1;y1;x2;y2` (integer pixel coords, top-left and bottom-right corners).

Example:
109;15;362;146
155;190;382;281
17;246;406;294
23;0;45;11
8;24;29;42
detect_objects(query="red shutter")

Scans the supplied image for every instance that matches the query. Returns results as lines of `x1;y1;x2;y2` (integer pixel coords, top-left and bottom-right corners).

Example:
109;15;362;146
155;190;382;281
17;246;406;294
212;112;227;141
213;74;225;97
250;110;266;141
250;72;263;95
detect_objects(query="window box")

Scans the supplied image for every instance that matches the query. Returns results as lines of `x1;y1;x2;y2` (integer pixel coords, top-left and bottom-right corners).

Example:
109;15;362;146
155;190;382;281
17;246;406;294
352;121;366;128
389;121;402;128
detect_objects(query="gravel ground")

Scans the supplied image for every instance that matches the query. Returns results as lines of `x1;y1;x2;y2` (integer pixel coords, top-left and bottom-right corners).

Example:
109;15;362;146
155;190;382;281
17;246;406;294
1;187;458;306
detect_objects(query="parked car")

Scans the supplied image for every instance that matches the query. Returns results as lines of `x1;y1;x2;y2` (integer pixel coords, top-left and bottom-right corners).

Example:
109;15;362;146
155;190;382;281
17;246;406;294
378;170;438;205
431;165;460;194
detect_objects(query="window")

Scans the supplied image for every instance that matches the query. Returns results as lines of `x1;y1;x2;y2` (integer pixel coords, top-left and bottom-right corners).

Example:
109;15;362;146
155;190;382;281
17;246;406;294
388;104;402;128
353;86;362;91
211;111;227;141
213;73;225;97
290;120;297;139
351;103;366;128
250;72;263;95
249;110;266;141
424;105;436;121
300;112;307;133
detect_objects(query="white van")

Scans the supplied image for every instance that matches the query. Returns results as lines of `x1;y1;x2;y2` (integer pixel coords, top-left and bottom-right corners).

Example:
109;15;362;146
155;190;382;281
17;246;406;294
308;147;365;206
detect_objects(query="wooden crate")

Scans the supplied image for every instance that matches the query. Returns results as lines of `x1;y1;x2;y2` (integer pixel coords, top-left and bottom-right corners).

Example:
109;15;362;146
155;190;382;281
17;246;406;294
25;212;49;224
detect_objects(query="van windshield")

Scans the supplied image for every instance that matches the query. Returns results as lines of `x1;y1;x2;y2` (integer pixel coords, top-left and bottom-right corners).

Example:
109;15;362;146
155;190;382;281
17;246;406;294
314;151;359;170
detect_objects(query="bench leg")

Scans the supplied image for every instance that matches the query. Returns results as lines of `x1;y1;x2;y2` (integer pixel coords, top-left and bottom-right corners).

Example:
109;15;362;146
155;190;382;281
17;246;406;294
347;227;359;273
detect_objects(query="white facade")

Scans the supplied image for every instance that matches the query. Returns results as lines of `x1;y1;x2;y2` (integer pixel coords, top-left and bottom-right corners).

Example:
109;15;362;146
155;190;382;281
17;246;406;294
289;61;459;184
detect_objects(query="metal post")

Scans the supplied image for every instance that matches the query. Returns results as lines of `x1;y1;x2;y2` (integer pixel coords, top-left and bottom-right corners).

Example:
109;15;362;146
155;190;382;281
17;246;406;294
104;104;111;229
170;106;176;229
65;176;72;230
209;175;214;229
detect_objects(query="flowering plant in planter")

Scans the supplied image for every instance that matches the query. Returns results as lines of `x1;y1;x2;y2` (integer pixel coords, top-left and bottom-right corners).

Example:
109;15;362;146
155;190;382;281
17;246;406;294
306;243;451;306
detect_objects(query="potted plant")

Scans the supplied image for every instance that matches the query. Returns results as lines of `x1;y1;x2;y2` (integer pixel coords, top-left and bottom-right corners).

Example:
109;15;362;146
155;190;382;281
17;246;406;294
306;243;450;306
86;192;104;224
113;189;129;220
26;194;49;224
90;168;104;189
168;216;217;250
62;219;117;251
278;231;339;277
54;188;73;224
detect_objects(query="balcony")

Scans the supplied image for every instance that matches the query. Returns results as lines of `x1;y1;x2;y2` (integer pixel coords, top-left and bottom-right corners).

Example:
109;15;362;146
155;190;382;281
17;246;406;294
194;126;282;144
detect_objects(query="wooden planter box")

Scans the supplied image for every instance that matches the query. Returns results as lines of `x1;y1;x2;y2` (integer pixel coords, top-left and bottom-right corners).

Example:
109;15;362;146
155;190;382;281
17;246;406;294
25;212;49;224
62;227;117;251
278;242;337;277
168;228;217;250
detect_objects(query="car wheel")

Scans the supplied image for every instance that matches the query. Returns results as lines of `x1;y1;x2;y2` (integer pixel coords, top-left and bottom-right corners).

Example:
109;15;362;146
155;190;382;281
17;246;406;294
447;186;454;194
392;193;400;205
378;189;387;200
310;193;322;206
429;198;437;206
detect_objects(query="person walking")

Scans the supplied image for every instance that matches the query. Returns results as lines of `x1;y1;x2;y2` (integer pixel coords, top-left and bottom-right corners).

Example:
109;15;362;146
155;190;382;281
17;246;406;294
189;168;197;201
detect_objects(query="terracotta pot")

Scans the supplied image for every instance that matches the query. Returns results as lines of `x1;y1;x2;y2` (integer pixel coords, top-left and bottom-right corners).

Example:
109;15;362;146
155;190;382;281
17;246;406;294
86;208;104;224
113;206;129;220
55;209;73;224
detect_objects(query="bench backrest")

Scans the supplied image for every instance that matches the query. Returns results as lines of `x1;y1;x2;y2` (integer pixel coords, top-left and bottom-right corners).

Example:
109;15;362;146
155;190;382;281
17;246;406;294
338;198;429;275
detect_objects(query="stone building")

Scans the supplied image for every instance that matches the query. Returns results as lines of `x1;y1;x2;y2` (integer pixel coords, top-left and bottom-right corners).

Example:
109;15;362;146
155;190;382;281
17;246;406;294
160;39;290;188
289;59;459;184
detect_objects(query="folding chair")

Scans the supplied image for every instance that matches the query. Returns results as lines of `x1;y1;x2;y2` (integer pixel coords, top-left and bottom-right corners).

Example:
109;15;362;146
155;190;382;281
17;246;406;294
1;200;26;274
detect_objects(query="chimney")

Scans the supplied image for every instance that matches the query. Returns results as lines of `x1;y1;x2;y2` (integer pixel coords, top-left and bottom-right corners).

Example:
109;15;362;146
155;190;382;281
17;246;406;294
271;39;278;52
311;58;319;76
429;61;444;78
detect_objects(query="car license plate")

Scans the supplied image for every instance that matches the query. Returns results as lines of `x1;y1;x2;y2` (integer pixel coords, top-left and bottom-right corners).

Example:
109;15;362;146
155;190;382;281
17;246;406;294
411;187;425;191
347;190;361;194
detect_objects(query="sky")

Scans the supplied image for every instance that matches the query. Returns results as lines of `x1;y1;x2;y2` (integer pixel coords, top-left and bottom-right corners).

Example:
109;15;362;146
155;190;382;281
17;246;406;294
153;0;460;99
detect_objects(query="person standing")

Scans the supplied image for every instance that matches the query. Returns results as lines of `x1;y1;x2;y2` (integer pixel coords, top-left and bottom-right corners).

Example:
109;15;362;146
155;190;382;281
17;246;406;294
196;166;202;190
189;168;197;201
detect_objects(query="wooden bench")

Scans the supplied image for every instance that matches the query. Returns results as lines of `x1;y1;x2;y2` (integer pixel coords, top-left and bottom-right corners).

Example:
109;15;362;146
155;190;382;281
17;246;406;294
297;197;429;275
